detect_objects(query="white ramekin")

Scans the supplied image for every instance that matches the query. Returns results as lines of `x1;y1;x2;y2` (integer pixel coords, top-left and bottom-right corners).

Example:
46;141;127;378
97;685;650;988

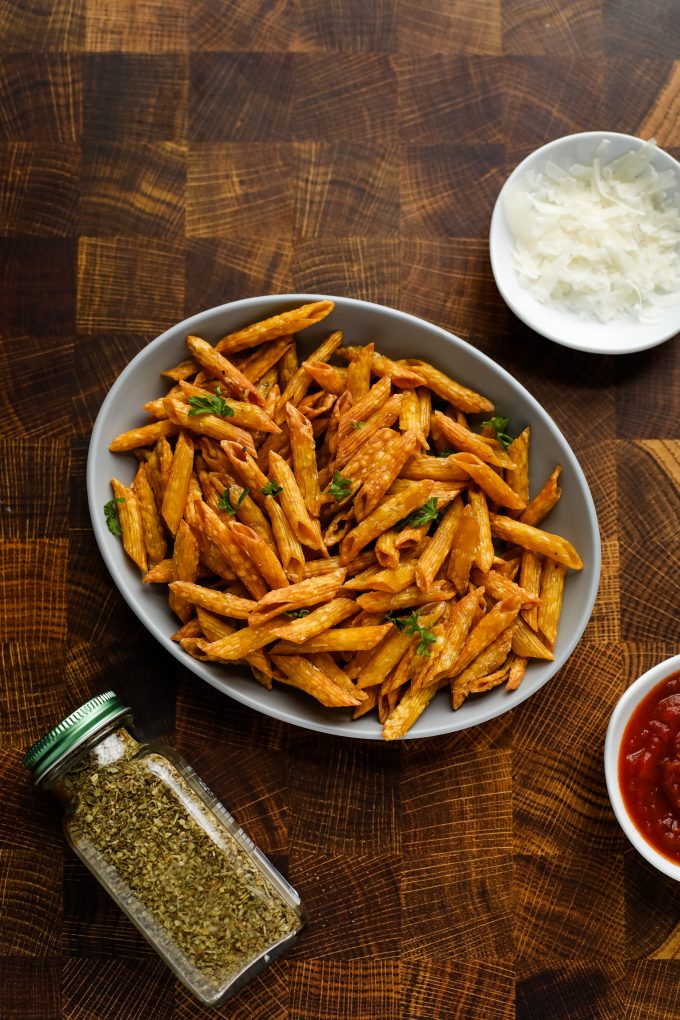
604;652;680;880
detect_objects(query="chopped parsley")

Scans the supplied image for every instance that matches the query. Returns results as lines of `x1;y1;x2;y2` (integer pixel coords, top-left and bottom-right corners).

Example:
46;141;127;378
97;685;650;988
261;480;283;497
218;487;249;515
385;609;436;657
327;471;353;502
104;497;124;536
351;420;366;430
395;496;440;532
480;415;514;450
285;608;311;619
187;385;234;418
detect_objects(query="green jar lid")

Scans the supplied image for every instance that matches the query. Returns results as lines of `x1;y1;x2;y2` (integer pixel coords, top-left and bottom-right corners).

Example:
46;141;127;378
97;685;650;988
23;691;132;784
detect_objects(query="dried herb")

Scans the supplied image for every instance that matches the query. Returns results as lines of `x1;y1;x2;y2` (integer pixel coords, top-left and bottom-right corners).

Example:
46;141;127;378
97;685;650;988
64;731;299;989
284;609;310;618
351;421;366;430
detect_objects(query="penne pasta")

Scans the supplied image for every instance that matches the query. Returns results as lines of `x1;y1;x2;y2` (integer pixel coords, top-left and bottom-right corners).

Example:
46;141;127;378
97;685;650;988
355;583;454;613
268;450;326;554
453;453;527;511
414;498;463;591
248;568;346;626
451;629;514;709
431;411;514;468
489;514;583;570
446;503;479;594
537;559;567;649
228;520;289;590
450;594;522;677
397;359;494;414
353;429;420;522
505;427;530;507
161;430;194;536
300;360;348;396
520;466;562;527
164;396;258;450
268;597;359;644
111;477;147;572
216;300;335;354
109;418;178;452
176;383;279;433
518;550;542;631
237;337;293;383
270;654;361;708
132;462;167;567
275;330;344;422
167;581;255;619
338;347;426;388
190;500;269;599
272;623;391;655
167;520;200;622
107;304;583;736
468;489;494;572
340;480;433;564
185;334;266;407
346;341;374;401
285;402;322;518
335;392;403;468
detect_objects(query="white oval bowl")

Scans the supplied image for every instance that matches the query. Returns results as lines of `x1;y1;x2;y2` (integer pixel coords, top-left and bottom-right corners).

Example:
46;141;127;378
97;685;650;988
490;131;680;355
87;294;601;740
604;652;680;880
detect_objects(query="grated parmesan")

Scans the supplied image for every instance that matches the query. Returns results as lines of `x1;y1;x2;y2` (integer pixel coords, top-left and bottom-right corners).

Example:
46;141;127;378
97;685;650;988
504;140;680;323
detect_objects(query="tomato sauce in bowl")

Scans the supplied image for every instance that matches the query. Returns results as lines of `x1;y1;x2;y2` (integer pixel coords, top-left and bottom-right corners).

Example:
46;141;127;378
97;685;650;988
618;670;680;865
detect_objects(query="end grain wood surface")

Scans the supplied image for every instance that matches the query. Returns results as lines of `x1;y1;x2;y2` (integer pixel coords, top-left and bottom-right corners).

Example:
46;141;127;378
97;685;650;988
1;2;679;1018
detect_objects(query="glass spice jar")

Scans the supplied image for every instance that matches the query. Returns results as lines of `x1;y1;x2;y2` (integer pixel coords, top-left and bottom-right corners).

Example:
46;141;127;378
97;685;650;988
23;691;305;1007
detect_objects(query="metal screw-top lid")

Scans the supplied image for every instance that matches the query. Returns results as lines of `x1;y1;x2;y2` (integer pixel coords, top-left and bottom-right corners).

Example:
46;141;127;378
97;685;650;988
22;691;132;784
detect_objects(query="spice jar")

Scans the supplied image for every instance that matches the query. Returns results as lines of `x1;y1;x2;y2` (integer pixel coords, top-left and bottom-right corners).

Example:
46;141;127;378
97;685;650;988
23;691;305;1006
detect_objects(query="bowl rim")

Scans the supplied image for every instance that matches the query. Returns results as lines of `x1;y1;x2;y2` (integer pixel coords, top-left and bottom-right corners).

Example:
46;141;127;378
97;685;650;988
604;651;680;880
87;292;601;739
489;130;680;355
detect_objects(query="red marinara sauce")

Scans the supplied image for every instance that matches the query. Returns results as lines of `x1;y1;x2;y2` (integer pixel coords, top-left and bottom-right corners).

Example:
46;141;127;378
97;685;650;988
619;670;680;865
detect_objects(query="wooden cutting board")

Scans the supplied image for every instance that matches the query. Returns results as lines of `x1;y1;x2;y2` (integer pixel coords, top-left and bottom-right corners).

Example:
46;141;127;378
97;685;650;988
1;2;679;1017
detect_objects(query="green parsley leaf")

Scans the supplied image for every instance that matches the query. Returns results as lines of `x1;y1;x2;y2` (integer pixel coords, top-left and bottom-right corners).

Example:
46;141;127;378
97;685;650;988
261;479;283;497
187;385;234;418
480;415;514;450
104;497;124;536
395;496;440;532
385;610;408;631
401;610;424;637
351;420;366;430
218;487;249;515
327;471;353;502
415;631;437;656
285;608;311;619
437;448;454;458
387;609;436;656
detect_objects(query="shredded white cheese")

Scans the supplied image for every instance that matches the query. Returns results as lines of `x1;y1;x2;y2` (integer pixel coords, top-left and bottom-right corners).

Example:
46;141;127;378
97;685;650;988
504;140;680;323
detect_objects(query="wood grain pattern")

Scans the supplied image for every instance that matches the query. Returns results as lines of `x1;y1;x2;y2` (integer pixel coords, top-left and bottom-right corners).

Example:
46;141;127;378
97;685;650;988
2;2;680;1018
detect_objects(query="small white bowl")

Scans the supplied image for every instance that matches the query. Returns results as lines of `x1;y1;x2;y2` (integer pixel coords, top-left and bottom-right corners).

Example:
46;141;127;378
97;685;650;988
490;131;680;355
604;652;680;880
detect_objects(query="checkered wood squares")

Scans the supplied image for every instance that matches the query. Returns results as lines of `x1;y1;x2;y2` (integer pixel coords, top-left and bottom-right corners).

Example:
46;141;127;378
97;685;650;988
1;1;680;1018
